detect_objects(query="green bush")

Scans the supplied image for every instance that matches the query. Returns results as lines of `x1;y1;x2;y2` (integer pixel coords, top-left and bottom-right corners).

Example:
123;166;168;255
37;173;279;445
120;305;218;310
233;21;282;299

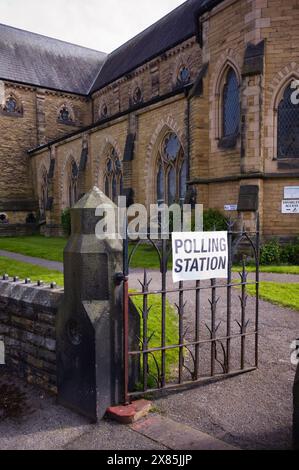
280;237;299;265
260;239;281;265
260;237;299;266
61;208;71;236
203;209;228;231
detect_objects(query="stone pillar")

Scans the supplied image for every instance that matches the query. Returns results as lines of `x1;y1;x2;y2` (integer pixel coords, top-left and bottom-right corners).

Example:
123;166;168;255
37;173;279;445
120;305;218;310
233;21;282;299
56;187;124;422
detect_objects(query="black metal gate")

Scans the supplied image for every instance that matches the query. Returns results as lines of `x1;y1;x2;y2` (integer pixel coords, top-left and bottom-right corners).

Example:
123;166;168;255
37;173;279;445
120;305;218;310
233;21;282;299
122;217;260;404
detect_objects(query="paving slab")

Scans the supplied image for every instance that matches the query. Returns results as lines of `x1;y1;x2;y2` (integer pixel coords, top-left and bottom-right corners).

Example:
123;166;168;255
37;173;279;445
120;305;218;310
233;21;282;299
131;415;237;450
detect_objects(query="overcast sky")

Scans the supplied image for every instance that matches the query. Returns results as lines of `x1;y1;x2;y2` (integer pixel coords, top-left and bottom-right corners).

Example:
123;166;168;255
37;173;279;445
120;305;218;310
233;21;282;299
0;0;186;53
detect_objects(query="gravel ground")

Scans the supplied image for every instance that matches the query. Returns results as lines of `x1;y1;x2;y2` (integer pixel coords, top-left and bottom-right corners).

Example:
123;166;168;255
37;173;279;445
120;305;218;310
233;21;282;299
0;370;167;450
128;268;299;450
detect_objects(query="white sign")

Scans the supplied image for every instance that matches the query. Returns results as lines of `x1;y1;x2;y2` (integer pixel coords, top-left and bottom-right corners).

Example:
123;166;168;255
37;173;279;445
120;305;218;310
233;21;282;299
282;199;299;214
172;231;228;283
224;205;238;211
0;339;4;365
284;186;299;199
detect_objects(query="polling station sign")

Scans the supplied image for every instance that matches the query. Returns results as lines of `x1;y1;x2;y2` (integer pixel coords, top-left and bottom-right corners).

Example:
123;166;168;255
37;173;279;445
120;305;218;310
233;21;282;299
172;231;228;282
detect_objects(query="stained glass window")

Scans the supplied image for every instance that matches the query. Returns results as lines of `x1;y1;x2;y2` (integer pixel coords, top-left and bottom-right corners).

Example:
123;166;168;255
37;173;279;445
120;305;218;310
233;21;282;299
40;169;48;220
101;103;108;118
177;66;191;86
133;87;142;104
156;132;186;205
277;83;299;158
222;68;240;137
5;96;18;113
59;105;72;122
68;160;78;207
104;148;123;202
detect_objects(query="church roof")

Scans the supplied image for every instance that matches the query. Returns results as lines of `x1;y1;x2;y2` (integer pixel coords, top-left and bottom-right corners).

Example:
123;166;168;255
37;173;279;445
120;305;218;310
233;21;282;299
89;0;205;93
0;0;222;96
0;23;107;95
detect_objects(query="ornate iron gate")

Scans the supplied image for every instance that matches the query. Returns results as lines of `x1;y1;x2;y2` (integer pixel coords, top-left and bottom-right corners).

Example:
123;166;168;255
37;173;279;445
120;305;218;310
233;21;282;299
122;217;260;403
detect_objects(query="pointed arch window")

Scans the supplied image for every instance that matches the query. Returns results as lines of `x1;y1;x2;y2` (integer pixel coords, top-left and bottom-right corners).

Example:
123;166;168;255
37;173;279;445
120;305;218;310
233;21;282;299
40;169;48;220
155;132;186;205
2;94;22;115
277;83;299;158
58;105;74;124
222;68;240;138
177;66;191;87
68;160;79;207
104;147;123;202
133;87;143;105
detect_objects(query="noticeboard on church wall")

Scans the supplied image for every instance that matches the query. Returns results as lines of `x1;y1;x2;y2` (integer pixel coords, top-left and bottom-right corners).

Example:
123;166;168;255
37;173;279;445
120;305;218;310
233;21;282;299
281;199;299;214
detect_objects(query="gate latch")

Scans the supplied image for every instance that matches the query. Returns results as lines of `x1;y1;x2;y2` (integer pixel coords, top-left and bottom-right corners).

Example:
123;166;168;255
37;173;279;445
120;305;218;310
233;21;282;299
113;272;126;286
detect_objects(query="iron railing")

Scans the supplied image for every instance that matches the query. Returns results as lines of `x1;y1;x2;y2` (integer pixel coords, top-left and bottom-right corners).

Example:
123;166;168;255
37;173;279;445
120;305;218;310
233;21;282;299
122;216;260;403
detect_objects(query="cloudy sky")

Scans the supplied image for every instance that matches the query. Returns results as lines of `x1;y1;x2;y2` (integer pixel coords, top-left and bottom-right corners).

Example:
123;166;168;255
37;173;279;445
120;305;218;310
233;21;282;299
0;0;186;52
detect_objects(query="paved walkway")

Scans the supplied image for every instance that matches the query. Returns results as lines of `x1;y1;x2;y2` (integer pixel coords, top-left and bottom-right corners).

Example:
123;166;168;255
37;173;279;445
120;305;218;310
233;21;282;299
0;249;298;283
0;250;63;272
0;370;235;450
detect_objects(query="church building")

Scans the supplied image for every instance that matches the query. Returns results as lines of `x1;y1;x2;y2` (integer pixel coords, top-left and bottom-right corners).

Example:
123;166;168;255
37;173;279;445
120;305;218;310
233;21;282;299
0;0;298;240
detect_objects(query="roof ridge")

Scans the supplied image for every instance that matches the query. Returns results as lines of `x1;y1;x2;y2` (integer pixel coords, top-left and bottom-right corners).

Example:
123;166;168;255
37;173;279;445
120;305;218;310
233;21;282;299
0;22;107;55
106;0;192;57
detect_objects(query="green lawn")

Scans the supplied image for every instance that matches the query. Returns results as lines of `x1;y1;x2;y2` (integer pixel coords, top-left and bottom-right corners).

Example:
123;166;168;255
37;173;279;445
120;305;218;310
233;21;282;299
0;256;63;286
0;235;66;262
246;281;299;311
234;265;299;275
132;293;179;387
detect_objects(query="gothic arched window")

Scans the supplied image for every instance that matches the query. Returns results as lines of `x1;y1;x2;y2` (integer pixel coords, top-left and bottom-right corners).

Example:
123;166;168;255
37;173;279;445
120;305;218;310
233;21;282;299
100;103;108;119
3;94;22;114
222;68;240;138
277;83;299;158
68;160;79;207
156;132;186;205
104;147;123;202
133;87;142;105
177;66;191;86
58;105;73;123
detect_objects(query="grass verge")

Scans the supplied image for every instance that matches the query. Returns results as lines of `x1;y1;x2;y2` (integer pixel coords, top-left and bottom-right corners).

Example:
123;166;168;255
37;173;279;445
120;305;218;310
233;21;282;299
0;235;66;262
246;281;299;311
131;293;179;387
0;256;63;286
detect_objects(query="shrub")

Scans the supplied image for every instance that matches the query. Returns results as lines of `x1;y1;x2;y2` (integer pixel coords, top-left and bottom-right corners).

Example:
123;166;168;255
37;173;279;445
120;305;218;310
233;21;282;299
203;209;228;231
61;208;71;236
280;237;299;265
260;239;281;265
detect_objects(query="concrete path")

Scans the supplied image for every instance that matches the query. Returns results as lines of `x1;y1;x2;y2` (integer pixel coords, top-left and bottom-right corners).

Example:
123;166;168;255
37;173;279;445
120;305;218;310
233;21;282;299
0;250;63;272
0;250;299;283
0;249;298;283
0;370;235;450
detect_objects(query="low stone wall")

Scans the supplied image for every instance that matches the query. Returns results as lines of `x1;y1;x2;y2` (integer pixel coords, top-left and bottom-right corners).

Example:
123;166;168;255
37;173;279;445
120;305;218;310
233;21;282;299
0;278;63;393
0;223;39;237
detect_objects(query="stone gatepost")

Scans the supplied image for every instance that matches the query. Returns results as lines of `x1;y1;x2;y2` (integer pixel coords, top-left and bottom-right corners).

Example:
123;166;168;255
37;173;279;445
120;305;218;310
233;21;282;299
56;187;125;422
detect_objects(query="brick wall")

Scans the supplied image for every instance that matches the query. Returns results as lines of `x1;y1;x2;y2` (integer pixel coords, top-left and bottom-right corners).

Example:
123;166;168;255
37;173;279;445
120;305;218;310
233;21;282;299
0;279;63;394
91;38;201;122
